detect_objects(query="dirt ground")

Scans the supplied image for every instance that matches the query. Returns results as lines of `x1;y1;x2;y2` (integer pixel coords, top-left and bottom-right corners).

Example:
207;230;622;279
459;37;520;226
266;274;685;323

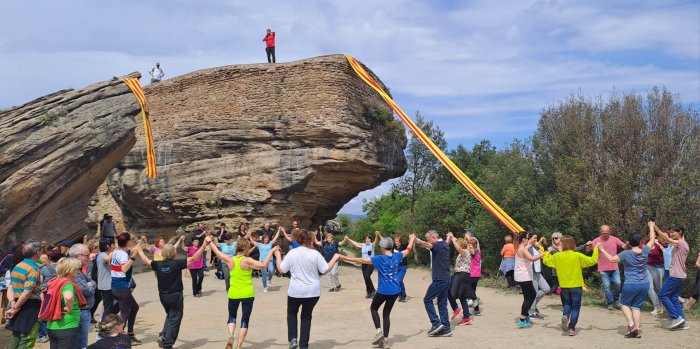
18;264;699;349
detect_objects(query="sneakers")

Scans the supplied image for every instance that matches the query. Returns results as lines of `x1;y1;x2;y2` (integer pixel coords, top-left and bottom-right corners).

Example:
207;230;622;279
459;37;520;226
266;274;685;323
37;336;49;343
458;317;473;326
398;297;407;303
378;337;390;348
516;318;532;329
157;334;165;348
372;331;384;345
289;338;299;349
427;324;445;336
613;302;621;310
679;323;690;330
451;307;463;320
225;336;235;349
473;308;481;316
667;318;685;330
129;334;142;346
335;285;341;291
264;287;268;293
530;312;544;320
568;328;576;336
526;316;534;325
473;298;480;308
435;328;452;337
650;307;664;316
328;288;334;292
607;304;614;311
624;326;638;338
561;315;570;331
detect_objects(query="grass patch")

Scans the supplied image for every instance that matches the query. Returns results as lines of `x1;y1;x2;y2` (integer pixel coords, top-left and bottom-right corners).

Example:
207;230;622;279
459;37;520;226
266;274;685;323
40;106;67;126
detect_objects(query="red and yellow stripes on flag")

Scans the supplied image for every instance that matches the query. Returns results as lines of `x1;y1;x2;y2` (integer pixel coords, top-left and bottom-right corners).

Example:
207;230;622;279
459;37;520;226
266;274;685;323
344;54;524;233
122;77;157;178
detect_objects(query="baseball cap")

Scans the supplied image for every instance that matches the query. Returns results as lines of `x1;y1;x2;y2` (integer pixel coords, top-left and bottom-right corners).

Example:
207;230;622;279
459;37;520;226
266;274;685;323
60;240;73;248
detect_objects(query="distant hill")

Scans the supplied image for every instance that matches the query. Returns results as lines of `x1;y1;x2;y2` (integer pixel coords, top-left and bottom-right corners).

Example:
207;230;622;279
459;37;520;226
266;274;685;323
337;213;366;221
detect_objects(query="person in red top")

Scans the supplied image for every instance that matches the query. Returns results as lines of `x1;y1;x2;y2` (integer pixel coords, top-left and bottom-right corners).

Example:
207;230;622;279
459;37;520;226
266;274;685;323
263;29;276;63
644;233;666;315
590;225;625;310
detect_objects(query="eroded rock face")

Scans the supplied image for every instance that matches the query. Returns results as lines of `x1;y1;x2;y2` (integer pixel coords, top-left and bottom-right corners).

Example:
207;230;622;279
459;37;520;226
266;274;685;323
108;55;406;234
0;75;140;245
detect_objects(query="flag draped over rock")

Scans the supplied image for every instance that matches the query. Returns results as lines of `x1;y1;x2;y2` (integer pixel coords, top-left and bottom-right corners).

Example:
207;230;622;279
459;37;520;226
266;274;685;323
122;77;157;179
345;54;523;233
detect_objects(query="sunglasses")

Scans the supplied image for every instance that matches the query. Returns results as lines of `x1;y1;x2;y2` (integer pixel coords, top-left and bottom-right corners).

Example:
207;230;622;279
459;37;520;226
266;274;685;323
553;237;560;240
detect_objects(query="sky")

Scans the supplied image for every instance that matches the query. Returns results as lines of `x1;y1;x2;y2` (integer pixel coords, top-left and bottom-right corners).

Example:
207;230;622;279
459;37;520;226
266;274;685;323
1;0;698;215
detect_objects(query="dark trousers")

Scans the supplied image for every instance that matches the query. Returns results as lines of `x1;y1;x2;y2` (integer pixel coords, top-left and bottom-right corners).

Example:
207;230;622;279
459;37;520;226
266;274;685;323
371;293;398;337
448;272;471;317
518;281;536;318
90;288;103;318
423;279;450;327
361;264;375;294
190;268;204;295
159;292;184;349
287;296;319;349
112;288;139;333
47;328;78;349
266;46;276;63
99;290;116;320
505;270;516;287
467;277;480;310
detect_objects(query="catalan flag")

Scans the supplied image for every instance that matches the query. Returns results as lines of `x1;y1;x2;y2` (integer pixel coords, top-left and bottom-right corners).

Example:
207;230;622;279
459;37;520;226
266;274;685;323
122;77;157;178
345;54;524;233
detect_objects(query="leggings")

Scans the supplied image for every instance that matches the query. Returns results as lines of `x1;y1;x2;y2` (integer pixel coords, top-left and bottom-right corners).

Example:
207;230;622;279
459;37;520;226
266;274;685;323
111;288;139;333
505;270;516;287
370;293;398;338
228;298;254;329
190;268;204;295
287;296;319;348
517;281;536;318
361;264;375;294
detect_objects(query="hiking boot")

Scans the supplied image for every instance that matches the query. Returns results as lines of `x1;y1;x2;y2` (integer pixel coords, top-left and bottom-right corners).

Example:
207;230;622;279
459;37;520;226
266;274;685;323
458;317;473;326
451;307;463;320
427;324;445;336
372;331;384;345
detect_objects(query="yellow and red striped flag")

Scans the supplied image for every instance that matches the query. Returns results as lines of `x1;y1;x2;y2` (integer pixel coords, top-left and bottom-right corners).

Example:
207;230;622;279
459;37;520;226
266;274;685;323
122;77;157;178
345;55;524;233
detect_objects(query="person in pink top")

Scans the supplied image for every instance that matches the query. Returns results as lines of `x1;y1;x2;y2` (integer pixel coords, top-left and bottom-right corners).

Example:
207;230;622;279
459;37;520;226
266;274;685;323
590;225;625;310
180;238;206;297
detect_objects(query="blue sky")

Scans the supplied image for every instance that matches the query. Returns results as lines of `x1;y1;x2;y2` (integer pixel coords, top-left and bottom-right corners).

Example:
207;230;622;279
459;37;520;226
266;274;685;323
1;0;698;215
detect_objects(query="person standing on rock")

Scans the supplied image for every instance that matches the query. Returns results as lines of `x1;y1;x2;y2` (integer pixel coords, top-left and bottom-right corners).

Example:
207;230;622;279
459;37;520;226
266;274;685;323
133;235;209;349
262;29;276;63
149;63;164;83
414;231;452;337
274;229;339;349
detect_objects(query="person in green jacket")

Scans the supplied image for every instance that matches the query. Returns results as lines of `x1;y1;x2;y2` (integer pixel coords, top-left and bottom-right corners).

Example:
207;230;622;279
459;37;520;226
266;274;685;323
542;235;600;336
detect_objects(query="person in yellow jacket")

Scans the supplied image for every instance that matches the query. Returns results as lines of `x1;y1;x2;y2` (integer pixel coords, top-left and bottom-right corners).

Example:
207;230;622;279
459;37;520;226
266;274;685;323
542;235;600;336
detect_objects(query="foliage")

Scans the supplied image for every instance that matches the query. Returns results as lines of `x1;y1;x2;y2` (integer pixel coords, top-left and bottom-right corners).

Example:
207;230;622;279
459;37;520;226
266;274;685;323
39;106;68;126
359;88;699;284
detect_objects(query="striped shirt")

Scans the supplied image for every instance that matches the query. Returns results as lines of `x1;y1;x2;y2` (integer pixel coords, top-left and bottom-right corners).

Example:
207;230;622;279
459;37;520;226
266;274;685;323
11;258;41;300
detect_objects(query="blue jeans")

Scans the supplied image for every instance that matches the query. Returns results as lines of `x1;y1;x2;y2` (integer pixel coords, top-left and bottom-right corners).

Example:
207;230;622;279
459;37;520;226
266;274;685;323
78;308;91;348
397;265;407;299
423;279;450;327
38;320;47;338
659;276;686;320
560;287;583;330
599;270;620;304
261;263;274;288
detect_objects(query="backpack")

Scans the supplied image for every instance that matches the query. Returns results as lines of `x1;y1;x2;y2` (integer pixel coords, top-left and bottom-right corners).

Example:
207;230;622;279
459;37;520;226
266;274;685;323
91;257;99;288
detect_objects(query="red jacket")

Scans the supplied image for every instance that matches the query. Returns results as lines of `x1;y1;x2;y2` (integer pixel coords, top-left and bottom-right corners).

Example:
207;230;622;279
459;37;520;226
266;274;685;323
264;33;275;48
39;277;87;321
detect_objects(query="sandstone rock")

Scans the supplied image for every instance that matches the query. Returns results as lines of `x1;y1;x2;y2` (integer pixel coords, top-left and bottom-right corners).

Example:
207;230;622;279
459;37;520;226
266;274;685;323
108;55;407;235
0;74;140;245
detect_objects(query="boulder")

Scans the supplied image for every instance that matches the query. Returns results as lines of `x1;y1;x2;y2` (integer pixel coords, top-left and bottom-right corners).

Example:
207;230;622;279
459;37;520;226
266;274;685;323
0;74;141;245
107;55;407;234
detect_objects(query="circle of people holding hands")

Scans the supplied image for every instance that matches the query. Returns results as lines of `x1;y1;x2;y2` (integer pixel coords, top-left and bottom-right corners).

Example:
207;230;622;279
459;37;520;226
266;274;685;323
3;218;697;349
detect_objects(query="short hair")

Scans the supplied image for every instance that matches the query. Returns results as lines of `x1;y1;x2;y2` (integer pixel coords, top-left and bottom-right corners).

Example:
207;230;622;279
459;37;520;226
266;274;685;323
425;230;439;239
670;224;685;236
98;238;113;252
46;250;62;263
236;239;251;255
504;235;513;243
627;233;641;247
116;233;131;247
456;238;469;249
161;244;176;260
292;228;311;246
379;237;394;250
56;257;82;278
22;239;41;259
560;235;577;251
68;243;88;258
325;233;334;240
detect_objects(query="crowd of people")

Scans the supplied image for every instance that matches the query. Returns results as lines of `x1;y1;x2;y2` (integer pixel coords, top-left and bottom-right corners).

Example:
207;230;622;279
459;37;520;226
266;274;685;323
1;218;697;349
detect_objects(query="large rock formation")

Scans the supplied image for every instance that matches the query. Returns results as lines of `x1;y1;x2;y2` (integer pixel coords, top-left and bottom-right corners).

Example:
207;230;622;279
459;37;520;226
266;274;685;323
108;55;407;234
0;75;140;245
